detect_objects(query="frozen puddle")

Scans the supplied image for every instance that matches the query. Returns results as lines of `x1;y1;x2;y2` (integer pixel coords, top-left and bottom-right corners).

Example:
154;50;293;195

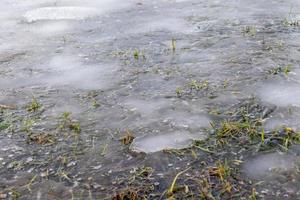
0;53;121;90
124;98;171;117
163;111;211;131
130;131;206;153
24;7;98;22
264;114;300;131
243;152;297;180
44;64;120;90
26;21;71;36
258;82;300;107
123;98;211;130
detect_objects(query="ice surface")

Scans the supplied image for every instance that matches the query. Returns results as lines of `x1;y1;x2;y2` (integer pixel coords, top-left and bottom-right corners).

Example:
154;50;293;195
1;0;300;198
123;98;211;130
243;153;297;180
25;21;71;36
24;7;98;22
124;97;210;153
163;111;211;130
264;115;300;131
130;131;205;153
258;82;300;107
124;98;171;117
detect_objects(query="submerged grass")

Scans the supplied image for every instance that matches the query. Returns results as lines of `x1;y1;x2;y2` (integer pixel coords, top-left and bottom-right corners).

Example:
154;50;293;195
120;130;135;145
267;65;291;76
27;132;56;145
242;26;257;36
175;79;212;98
26;97;41;112
171;38;176;52
58;112;81;135
211;119;300;150
209;160;231;182
283;17;300;27
111;188;138;200
133;49;139;59
4;96;298;200
0;121;10;131
167;168;190;197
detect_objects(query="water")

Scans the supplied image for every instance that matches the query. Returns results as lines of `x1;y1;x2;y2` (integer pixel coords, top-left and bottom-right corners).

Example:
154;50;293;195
1;0;300;199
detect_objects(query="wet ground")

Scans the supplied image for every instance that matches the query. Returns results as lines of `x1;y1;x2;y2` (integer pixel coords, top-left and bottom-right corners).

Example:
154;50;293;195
1;0;300;199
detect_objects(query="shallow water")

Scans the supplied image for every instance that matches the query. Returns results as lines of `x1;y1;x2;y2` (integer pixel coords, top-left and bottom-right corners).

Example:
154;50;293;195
1;0;300;199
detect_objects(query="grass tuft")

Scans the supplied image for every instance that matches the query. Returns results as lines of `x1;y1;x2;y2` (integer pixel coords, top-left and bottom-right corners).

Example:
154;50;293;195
26;97;41;112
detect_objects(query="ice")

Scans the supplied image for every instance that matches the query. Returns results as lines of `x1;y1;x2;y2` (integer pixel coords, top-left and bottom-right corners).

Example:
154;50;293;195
43;54;121;90
25;21;71;36
21;0;134;22
24;7;98;22
258;82;300;107
45;64;120;90
123;98;211;130
123;98;171;117
130;131;201;153
264;115;300;131
0;139;23;153
135;17;190;34
0;53;121;90
47;54;82;71
1;0;300;197
243;153;297;180
124;98;210;153
163;111;211;130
